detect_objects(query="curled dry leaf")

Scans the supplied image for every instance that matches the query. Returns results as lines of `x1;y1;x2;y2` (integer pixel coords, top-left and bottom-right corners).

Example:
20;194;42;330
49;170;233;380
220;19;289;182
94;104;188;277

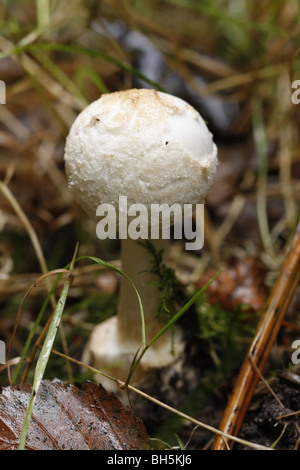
0;379;149;450
196;256;269;312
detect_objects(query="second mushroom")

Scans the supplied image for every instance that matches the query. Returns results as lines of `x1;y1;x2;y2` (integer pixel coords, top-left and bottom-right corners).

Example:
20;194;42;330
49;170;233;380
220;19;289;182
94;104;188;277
64;88;218;389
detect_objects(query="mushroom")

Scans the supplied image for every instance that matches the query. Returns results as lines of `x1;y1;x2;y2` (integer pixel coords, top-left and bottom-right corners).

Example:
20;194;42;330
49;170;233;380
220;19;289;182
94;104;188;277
64;88;218;390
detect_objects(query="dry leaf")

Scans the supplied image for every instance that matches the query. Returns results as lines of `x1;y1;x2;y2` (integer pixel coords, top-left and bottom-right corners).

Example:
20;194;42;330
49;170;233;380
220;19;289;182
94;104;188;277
197;256;269;312
0;379;148;450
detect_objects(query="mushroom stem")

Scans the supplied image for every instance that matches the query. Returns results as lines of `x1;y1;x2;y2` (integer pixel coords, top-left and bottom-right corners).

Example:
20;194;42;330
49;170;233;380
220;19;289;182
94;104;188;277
82;236;183;388
118;237;170;345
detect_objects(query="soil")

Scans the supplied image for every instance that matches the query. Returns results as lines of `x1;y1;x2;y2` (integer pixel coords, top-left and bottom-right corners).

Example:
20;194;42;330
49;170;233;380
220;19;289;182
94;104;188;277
237;377;300;450
127;324;300;450
151;372;300;451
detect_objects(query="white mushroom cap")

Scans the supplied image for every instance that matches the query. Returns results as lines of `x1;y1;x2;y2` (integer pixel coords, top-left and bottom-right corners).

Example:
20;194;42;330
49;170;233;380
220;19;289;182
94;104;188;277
64;88;218;221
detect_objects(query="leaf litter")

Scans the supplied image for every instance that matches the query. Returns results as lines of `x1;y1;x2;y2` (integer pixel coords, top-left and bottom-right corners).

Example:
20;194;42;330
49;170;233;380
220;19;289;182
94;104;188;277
0;379;149;450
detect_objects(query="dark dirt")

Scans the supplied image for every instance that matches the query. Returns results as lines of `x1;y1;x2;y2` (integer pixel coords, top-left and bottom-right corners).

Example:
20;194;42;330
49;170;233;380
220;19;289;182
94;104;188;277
177;372;300;450
236;376;300;450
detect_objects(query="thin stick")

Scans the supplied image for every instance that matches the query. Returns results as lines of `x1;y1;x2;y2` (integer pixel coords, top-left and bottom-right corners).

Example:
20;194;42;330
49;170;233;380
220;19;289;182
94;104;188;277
211;222;300;450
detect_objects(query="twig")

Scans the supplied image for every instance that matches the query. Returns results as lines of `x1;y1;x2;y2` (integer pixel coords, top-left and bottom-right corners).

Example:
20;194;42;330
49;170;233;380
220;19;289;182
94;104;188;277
211;222;300;450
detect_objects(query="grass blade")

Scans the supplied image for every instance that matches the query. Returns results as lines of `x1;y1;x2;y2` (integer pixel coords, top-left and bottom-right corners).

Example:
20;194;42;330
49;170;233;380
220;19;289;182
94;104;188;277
17;249;77;450
11;270;66;384
125;270;221;387
149;269;221;348
0;43;165;92
36;0;50;30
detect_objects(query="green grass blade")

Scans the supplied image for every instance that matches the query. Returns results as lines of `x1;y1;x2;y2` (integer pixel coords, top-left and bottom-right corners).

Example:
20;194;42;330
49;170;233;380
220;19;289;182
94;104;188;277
175;433;186;450
17;251;77;450
75;66;110;94
1;43;165;92
125;270;221;386
36;0;50;30
33;49;88;107
148;269;221;348
12;272;65;384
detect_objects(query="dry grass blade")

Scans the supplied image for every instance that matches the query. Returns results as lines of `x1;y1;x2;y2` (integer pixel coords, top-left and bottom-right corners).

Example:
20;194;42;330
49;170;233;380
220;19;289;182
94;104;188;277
0;180;49;282
212;222;300;450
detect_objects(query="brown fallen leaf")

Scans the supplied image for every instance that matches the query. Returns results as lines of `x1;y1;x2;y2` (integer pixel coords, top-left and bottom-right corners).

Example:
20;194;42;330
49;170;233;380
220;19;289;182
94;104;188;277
196;256;269;312
0;379;149;450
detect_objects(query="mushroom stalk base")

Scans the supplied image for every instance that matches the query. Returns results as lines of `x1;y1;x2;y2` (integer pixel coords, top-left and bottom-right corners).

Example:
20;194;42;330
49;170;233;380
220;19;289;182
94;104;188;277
83;238;184;391
84;315;184;391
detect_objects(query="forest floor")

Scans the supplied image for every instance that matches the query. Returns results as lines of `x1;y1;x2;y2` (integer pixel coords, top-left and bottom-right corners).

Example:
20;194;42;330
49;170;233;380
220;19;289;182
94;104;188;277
0;0;299;450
